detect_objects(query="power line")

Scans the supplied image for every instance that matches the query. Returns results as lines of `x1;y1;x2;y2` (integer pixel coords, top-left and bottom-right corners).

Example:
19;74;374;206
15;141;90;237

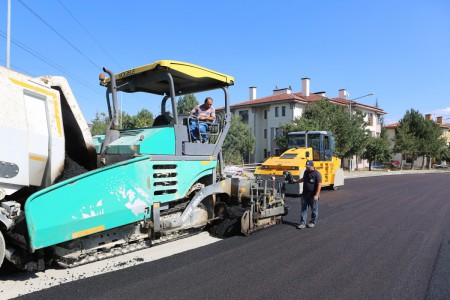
0;56;102;112
0;30;102;98
57;0;123;70
2;55;104;116
17;0;102;71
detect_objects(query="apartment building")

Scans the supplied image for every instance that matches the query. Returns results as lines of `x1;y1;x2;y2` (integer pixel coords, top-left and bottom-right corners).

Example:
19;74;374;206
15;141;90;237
227;78;386;169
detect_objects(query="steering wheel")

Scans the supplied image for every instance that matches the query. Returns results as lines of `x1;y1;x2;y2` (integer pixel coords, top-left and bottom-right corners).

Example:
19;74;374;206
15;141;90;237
123;122;136;130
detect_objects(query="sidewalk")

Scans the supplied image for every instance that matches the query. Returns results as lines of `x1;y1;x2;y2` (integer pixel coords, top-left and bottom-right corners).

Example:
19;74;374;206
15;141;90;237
344;169;450;179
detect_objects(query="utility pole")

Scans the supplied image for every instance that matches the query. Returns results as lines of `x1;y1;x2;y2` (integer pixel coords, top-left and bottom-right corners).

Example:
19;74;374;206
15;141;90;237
6;0;11;68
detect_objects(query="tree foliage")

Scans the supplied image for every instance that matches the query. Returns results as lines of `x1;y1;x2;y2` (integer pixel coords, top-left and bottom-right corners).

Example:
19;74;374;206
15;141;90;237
420;119;447;168
275;99;369;161
129;108;154;128
394;109;422;167
223;148;244;166
362;133;391;170
222;115;255;165
90;112;109;136
90;108;154;135
177;94;199;115
393;109;447;169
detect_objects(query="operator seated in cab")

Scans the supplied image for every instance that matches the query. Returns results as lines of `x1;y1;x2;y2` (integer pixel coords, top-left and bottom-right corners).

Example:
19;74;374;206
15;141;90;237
189;97;215;143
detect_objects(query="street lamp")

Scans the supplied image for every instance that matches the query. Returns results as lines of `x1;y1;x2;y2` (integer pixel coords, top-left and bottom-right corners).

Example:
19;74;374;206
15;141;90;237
348;93;374;117
347;93;374;171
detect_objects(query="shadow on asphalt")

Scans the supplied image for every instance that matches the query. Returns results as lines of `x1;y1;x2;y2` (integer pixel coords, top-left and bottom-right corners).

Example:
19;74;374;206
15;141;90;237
282;220;299;228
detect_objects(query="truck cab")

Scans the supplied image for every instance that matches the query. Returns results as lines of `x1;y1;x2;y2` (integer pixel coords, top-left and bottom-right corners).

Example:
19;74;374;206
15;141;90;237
287;131;335;162
255;131;344;194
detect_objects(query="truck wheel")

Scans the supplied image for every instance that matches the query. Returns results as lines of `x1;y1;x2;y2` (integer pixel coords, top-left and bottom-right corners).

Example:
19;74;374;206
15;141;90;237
0;231;5;268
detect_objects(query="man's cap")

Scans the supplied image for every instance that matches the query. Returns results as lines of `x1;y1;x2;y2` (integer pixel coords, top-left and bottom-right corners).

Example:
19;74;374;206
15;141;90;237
306;160;314;167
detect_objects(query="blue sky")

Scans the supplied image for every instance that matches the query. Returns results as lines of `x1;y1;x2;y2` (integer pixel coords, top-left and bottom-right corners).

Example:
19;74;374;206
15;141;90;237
1;0;449;125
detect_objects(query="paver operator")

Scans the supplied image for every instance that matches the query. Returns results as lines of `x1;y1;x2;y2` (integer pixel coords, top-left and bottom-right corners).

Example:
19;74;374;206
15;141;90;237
189;97;215;143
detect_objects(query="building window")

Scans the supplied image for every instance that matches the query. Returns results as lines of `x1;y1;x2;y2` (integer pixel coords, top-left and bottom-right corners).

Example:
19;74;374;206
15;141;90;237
282;106;286;117
264;110;267;119
239;110;249;124
367;112;373;126
264;129;267;139
275;107;279;117
264;149;267;158
275;127;282;137
324;135;330;150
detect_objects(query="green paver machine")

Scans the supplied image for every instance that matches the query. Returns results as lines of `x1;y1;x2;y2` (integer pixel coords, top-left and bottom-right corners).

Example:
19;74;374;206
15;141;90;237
0;61;288;271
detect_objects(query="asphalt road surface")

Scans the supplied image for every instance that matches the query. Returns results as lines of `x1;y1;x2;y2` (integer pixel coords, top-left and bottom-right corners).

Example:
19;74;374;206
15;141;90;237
9;173;450;299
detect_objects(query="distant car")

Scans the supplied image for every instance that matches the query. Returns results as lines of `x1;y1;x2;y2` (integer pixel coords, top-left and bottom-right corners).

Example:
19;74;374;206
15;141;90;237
386;160;400;169
371;164;384;170
433;164;448;169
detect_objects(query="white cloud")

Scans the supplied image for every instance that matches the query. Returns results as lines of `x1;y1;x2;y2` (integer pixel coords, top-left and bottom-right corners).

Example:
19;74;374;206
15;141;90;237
430;107;450;117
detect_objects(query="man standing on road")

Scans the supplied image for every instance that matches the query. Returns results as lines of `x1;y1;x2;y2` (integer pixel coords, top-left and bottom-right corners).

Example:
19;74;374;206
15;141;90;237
292;160;322;229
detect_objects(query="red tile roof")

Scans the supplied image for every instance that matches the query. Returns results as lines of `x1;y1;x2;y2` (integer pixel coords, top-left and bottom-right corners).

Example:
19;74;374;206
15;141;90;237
229;93;307;108
385;122;450;129
385;122;399;128
220;90;386;115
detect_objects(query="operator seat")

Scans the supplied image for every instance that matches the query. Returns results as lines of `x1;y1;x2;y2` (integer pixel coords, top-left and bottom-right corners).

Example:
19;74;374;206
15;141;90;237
153;112;173;126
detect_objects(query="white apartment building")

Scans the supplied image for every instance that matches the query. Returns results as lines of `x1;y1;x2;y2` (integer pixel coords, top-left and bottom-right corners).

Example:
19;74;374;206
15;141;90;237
228;78;386;170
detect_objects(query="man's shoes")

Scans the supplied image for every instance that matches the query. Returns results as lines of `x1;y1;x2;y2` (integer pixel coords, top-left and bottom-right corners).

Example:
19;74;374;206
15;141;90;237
297;223;306;229
194;140;202;143
307;223;315;228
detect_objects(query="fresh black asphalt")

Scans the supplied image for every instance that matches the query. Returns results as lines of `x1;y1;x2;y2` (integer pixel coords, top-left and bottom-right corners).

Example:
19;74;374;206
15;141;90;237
16;173;450;299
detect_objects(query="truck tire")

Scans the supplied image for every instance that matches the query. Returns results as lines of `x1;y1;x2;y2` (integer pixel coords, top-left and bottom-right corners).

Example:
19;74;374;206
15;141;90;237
0;231;5;268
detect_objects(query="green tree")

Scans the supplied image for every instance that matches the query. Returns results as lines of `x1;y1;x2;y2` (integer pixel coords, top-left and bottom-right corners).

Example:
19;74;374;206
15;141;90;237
177;94;199;115
91;109;154;135
222;115;255;165
393;125;417;169
275;99;369;165
131;108;154;127
223;148;244;165
393;109;449;169
120;111;133;128
442;145;450;163
394;109;424;169
421;119;447;168
90;112;110;136
362;134;391;170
